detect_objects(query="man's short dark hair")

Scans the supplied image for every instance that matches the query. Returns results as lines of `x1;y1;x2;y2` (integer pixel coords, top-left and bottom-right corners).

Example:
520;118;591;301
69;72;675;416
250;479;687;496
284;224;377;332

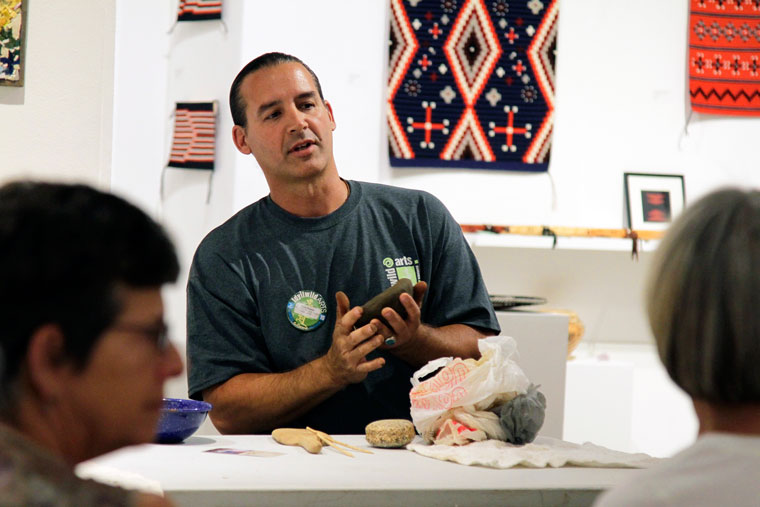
229;52;324;128
0;181;179;396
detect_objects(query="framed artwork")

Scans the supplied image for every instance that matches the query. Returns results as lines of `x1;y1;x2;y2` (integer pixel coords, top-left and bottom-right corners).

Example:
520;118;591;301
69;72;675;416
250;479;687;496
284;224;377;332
0;0;27;87
624;173;685;231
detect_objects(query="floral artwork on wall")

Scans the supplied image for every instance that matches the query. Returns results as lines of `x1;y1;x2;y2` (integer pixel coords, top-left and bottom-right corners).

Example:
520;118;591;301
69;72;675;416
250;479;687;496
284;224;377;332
0;0;26;87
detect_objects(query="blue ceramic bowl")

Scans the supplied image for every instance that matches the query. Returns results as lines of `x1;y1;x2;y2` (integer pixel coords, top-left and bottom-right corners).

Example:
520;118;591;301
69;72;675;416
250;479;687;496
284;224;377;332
155;398;212;444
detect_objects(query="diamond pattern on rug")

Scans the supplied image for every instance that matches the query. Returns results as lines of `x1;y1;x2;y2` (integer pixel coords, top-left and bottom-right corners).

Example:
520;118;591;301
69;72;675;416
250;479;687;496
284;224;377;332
387;0;558;171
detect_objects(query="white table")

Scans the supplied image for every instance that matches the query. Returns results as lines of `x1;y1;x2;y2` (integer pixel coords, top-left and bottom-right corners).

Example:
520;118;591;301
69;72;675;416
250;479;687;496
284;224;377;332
79;435;643;506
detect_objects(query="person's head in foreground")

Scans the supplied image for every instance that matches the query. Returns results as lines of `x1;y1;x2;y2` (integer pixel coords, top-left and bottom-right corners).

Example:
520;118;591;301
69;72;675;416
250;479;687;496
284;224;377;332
595;187;760;506
647;187;760;426
0;181;182;505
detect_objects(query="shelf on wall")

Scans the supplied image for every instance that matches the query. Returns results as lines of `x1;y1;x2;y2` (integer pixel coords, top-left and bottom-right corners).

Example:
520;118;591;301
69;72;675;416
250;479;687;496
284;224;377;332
464;232;660;253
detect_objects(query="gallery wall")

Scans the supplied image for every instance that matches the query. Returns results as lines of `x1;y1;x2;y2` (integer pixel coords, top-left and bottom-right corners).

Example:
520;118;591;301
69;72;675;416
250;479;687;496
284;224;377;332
396;0;760;226
3;0;760;401
110;0;760;359
0;1;115;186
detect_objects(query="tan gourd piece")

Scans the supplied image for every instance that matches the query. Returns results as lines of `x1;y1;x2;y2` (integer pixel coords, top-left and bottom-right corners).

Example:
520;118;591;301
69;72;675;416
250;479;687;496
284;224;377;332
271;428;323;454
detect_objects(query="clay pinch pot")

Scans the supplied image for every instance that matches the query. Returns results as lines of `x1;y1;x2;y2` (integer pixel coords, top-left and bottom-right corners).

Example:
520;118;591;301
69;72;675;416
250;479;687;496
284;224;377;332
354;278;414;329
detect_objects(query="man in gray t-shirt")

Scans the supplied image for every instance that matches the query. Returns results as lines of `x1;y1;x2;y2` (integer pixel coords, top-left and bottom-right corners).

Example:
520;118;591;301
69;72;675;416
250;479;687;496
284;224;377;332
186;52;500;434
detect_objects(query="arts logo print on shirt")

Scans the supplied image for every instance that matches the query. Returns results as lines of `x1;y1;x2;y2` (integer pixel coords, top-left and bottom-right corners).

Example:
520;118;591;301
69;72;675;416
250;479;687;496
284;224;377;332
286;290;327;332
383;256;421;286
285;257;419;332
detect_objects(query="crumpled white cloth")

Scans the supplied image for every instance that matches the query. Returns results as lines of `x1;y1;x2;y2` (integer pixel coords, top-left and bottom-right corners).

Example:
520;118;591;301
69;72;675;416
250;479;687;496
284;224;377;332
407;436;660;469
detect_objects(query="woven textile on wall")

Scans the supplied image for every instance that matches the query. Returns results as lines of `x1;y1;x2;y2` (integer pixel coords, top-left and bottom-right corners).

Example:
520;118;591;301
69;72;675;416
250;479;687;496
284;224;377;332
387;0;558;172
177;0;222;22
168;102;217;170
689;0;760;116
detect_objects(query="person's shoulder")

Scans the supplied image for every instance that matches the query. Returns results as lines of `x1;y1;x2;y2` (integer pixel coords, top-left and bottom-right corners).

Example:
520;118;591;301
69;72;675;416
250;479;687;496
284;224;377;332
354;181;444;207
194;198;266;258
593;439;728;507
135;492;176;507
0;431;135;507
594;485;660;507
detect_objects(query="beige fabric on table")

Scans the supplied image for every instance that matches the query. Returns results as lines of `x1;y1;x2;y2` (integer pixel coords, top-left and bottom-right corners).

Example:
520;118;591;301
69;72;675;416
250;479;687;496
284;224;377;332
407;436;660;469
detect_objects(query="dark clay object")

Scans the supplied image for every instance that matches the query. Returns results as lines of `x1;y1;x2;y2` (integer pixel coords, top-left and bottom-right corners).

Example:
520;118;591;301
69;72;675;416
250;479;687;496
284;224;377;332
354;278;414;329
499;384;547;445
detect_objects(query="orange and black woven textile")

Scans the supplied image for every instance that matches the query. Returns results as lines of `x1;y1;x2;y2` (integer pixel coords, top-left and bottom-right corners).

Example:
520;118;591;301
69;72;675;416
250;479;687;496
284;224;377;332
689;0;760;116
168;102;217;170
177;0;222;22
387;0;558;172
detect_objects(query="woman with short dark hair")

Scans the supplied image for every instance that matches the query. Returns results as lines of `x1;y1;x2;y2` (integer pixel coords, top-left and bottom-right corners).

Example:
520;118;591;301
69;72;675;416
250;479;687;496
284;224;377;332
0;181;182;506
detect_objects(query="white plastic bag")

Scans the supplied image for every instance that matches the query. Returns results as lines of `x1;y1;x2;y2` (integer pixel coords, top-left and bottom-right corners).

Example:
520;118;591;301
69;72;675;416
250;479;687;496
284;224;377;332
431;407;505;445
409;335;531;442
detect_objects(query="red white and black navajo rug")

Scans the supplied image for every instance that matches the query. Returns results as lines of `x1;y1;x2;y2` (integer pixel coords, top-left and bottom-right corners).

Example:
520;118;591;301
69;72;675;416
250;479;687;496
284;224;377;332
177;0;222;22
387;0;558;172
689;0;760;116
168;102;217;170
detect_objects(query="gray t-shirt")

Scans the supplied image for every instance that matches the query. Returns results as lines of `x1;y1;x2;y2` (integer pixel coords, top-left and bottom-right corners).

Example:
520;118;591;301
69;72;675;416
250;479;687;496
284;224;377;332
187;180;499;433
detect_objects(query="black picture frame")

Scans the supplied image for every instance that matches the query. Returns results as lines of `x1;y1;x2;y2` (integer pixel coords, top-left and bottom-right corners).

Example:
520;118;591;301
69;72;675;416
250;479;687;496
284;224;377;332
624;173;685;230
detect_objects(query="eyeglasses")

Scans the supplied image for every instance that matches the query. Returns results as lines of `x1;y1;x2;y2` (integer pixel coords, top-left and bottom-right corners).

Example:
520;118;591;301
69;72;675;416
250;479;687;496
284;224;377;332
111;322;171;351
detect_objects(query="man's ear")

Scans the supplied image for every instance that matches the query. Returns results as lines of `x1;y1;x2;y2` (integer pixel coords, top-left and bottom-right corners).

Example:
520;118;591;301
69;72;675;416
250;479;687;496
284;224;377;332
232;125;252;155
324;100;336;131
25;324;71;401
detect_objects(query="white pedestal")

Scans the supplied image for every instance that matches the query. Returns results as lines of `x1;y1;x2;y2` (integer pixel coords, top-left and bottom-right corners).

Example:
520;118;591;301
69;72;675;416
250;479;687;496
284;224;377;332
496;310;568;439
564;358;634;452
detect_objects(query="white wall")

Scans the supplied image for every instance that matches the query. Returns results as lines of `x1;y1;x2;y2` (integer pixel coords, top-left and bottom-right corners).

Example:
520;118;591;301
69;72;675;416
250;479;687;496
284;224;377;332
0;0;115;186
0;0;731;455
111;0;248;403
393;0;760;226
231;0;390;203
108;0;760;405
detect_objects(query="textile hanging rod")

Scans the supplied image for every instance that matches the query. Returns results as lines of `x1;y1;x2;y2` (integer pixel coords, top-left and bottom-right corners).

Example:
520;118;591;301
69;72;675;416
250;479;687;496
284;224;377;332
460;224;666;259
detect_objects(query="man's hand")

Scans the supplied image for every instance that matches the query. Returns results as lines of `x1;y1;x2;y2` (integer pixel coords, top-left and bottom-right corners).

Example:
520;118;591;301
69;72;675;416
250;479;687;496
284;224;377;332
203;292;386;434
203;283;487;433
371;281;428;350
366;280;487;368
323;291;386;385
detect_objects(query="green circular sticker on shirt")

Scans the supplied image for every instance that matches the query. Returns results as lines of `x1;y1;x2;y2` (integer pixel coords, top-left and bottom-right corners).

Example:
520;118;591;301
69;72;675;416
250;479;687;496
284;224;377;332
286;290;328;331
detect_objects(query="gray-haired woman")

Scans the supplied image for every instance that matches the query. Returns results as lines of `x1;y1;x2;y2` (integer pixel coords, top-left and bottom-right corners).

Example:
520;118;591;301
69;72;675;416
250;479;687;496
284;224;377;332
595;188;760;506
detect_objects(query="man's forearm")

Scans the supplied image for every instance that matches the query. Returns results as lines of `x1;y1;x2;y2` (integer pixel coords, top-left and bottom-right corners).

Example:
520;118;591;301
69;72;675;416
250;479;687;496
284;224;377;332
203;298;387;434
390;323;493;368
203;356;344;434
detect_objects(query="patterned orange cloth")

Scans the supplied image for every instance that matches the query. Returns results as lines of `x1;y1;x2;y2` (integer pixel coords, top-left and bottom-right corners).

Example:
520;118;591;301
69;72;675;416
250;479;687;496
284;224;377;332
689;0;760;116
